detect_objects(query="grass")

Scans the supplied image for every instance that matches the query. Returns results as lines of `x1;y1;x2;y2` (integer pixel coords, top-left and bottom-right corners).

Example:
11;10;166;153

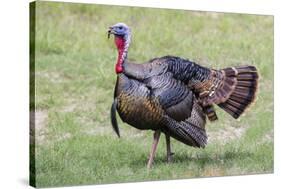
30;1;274;188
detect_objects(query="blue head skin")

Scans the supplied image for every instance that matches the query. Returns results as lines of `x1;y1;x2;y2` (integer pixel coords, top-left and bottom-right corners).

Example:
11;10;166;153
108;23;132;73
108;23;131;40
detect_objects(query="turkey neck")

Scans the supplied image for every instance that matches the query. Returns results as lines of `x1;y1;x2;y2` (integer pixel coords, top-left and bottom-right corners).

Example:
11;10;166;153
115;36;129;74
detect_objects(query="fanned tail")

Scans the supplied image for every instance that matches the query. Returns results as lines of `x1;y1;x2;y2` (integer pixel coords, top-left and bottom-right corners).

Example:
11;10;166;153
217;66;259;119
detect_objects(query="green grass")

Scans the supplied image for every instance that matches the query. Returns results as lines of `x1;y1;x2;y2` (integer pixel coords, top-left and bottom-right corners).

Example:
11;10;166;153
31;1;274;187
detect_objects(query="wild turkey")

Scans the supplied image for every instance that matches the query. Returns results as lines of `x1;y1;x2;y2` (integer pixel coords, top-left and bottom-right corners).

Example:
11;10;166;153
108;23;258;168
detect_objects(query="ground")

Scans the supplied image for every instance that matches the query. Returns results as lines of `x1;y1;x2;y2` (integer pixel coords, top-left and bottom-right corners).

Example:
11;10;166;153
30;1;274;187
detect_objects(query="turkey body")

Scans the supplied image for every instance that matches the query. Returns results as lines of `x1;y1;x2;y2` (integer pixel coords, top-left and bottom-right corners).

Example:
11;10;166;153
115;73;164;131
113;56;210;148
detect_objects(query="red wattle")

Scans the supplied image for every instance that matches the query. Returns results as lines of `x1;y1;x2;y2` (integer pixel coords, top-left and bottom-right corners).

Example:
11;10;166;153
115;36;125;49
115;64;123;73
114;36;126;74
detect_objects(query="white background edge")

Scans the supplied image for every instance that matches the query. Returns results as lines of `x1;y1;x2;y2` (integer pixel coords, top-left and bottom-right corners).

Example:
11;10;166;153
0;0;279;189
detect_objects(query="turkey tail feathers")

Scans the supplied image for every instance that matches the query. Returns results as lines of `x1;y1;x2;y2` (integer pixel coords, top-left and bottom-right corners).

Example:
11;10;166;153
218;66;258;119
111;99;120;137
203;105;218;121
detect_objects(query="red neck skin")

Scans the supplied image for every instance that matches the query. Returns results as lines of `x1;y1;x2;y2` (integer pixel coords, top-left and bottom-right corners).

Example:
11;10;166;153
114;36;126;74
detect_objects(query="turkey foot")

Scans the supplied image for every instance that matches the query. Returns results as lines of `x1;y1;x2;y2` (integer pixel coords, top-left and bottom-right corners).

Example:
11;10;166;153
147;130;161;169
165;134;174;163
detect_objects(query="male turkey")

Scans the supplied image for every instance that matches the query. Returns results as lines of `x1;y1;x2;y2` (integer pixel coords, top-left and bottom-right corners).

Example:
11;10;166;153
108;23;258;168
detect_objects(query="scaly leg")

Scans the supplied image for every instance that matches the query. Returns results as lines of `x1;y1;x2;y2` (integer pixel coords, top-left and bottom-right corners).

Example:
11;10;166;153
165;134;174;163
147;130;161;169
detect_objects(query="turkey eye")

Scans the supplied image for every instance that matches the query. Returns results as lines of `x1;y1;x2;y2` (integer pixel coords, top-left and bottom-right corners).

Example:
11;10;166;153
118;26;123;30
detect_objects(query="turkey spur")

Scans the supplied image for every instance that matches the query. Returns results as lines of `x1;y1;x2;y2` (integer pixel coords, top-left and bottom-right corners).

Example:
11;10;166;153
108;23;258;168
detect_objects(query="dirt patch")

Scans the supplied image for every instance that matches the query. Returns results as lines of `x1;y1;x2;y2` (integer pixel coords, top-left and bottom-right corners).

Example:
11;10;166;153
36;71;64;83
56;133;72;142
30;110;74;144
84;125;112;136
202;167;225;176
260;129;274;144
30;110;48;145
62;103;77;113
208;124;248;144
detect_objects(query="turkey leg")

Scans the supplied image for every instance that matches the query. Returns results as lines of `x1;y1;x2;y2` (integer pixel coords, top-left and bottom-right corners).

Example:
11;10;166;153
165;134;174;163
147;130;161;169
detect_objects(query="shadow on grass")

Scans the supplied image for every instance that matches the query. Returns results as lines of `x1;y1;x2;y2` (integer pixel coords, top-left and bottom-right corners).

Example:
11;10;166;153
129;150;253;169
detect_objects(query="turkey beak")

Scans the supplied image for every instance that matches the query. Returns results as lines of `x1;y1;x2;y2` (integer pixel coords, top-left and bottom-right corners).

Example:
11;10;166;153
108;26;114;39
